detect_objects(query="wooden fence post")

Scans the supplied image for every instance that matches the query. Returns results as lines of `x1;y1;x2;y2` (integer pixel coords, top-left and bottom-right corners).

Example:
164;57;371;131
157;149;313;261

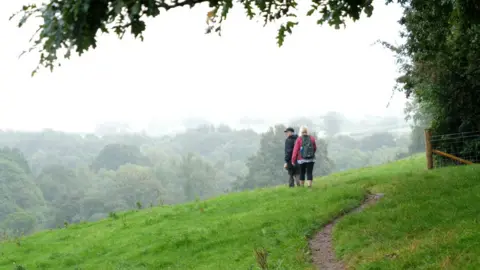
425;129;433;170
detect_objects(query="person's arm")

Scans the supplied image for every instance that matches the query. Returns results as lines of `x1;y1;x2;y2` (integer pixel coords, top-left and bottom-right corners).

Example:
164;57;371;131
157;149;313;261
312;136;317;153
284;139;292;163
292;137;301;164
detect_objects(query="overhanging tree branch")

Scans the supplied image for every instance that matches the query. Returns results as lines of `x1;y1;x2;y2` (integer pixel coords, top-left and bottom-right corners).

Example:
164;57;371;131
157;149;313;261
10;0;383;75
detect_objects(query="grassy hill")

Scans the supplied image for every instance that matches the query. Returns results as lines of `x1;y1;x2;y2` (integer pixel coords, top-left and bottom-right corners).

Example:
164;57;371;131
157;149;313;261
2;154;480;269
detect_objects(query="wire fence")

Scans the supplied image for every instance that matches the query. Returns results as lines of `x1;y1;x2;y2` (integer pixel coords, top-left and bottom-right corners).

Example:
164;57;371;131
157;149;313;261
429;131;480;167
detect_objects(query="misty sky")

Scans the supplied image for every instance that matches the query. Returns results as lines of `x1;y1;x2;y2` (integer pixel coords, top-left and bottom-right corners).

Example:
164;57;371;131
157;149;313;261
0;1;407;132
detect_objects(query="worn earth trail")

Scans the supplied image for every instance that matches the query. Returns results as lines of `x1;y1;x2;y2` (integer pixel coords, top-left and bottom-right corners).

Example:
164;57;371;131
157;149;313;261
309;193;384;270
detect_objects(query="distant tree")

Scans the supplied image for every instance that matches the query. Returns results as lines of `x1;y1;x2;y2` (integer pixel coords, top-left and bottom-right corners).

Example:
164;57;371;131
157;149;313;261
235;125;287;190
313;137;335;176
0;130;99;175
322;111;345;137
110;164;164;208
0;147;32;175
216;124;232;133
194;124;216;133
404;98;432;154
0;148;46;229
182;118;212;130
79;195;108;222
91;143;150;171
332;135;358;149
176;153;218;201
36;165;81;202
330;148;370;171
169;127;260;161
288;117;314;130
35;165;87;227
13;0;383;74
2;211;36;235
359;132;396;152
408;126;426;154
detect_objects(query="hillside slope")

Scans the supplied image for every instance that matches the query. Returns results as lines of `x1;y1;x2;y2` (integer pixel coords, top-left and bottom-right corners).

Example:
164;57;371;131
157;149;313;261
2;155;480;269
333;158;480;269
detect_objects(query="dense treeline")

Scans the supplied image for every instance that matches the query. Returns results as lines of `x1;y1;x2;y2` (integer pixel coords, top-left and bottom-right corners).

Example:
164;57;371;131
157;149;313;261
0;118;412;236
388;0;480;165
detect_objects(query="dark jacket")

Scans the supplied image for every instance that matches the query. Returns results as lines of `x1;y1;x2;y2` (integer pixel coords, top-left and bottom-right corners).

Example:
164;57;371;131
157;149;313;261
284;134;298;163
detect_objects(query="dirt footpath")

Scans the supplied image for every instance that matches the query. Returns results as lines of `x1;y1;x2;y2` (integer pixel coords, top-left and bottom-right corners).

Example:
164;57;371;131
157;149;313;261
309;193;384;270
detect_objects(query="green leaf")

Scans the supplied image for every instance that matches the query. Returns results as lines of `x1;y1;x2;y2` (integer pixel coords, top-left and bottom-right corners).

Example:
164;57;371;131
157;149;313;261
364;5;374;17
114;0;124;15
131;20;146;37
276;25;286;47
131;2;141;16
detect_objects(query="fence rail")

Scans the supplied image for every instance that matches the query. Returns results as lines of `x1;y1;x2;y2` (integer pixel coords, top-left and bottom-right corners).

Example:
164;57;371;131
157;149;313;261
424;129;480;169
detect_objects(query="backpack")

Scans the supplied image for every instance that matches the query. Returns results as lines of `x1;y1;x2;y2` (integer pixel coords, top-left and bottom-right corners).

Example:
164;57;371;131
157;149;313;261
301;135;315;159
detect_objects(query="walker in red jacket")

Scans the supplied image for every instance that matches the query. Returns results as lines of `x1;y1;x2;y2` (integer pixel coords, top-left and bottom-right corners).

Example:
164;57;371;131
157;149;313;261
291;127;317;187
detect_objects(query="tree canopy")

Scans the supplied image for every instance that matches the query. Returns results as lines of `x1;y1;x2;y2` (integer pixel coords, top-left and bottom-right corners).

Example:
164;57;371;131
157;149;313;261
12;0;387;74
381;0;480;165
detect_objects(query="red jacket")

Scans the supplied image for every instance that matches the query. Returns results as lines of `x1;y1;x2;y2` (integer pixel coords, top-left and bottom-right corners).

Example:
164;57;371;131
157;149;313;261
292;135;317;164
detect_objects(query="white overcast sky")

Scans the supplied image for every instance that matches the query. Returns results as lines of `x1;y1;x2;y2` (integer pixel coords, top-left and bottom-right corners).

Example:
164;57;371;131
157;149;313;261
0;1;407;132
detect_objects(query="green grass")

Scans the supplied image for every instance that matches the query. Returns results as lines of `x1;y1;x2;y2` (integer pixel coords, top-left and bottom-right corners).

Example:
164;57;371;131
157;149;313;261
333;157;480;269
0;181;365;269
2;155;480;269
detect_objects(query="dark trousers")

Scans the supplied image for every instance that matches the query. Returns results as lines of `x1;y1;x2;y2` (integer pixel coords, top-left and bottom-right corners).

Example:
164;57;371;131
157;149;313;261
299;162;314;181
287;163;299;187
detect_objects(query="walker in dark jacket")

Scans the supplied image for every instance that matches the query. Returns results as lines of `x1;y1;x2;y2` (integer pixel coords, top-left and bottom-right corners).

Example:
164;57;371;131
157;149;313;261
284;129;299;187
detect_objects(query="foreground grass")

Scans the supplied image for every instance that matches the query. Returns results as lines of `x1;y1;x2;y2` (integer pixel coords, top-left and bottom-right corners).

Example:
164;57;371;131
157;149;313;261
332;156;480;269
3;154;480;269
0;180;365;269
